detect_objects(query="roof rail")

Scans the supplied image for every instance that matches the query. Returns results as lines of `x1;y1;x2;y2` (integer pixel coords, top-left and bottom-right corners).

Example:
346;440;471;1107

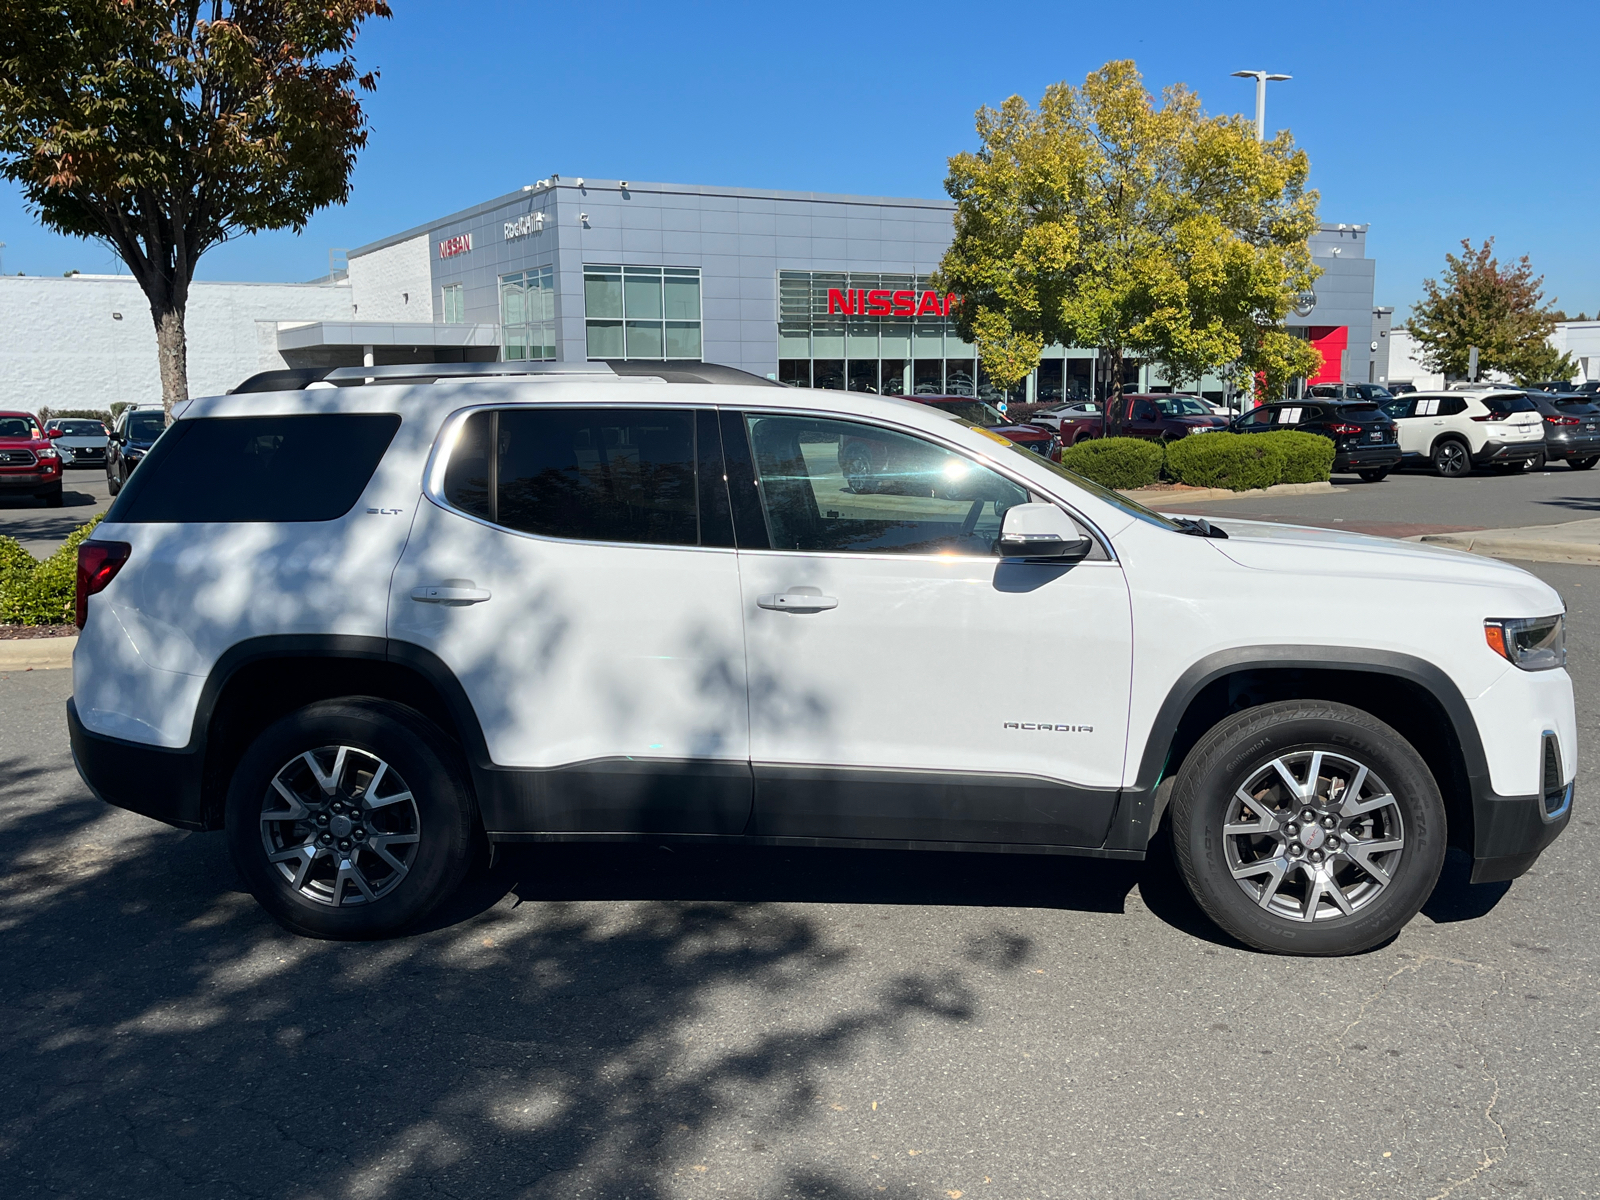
232;359;780;392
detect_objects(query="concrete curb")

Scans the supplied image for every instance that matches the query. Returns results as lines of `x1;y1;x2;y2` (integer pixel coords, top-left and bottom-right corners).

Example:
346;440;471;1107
1411;534;1600;566
1120;481;1340;506
0;635;77;671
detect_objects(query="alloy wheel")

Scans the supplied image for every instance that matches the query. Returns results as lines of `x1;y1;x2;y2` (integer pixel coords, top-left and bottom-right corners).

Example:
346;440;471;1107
1434;442;1468;477
259;745;422;906
1223;750;1405;922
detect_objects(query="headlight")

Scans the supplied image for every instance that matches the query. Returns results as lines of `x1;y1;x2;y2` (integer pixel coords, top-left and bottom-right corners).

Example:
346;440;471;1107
1484;614;1566;671
37;447;60;460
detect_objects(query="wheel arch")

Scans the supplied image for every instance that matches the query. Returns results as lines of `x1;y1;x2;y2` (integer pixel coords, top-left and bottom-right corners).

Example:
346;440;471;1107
1110;647;1485;856
193;636;489;830
1429;431;1472;457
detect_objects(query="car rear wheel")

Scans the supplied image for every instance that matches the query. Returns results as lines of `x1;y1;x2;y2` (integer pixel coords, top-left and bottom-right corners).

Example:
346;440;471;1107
1170;700;1446;956
1571;456;1598;471
1357;468;1390;482
1431;439;1470;478
226;698;478;940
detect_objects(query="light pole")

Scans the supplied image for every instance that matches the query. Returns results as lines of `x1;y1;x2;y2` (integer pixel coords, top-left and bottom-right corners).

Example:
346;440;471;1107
1231;70;1291;140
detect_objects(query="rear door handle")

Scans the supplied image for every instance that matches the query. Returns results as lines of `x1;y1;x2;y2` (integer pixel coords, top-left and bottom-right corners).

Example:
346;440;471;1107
411;584;491;606
758;591;838;613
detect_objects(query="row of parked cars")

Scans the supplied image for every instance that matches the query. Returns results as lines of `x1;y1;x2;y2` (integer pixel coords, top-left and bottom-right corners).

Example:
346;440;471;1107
1018;382;1600;481
0;405;167;504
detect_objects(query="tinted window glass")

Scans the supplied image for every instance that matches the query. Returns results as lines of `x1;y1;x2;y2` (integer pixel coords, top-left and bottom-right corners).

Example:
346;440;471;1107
1554;398;1598;413
451;408;706;546
745;414;1028;555
1235;408;1278;428
109;414;400;523
126;411;167;440
1380;399;1414;419
1483;395;1536;415
1439;398;1469;416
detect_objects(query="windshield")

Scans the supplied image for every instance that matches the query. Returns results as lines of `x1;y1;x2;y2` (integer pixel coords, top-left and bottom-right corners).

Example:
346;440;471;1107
1154;396;1212;416
54;419;106;435
937;400;1011;426
127;411;168;439
1555;398;1598;412
0;416;39;438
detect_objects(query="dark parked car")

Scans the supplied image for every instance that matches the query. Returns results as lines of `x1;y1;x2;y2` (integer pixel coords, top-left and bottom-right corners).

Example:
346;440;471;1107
1387;382;1418;396
905;395;1060;459
1523;392;1600;470
0;410;65;505
1230;400;1401;481
1306;382;1395;402
106;406;168;495
1050;393;1229;446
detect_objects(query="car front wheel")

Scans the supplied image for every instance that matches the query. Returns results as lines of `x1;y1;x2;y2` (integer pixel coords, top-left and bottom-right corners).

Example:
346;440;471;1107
106;464;121;496
1170;700;1446;956
1357;468;1390;482
226;698;478;939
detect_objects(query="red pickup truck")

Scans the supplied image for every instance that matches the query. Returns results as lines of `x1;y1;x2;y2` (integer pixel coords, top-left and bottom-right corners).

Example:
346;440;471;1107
1050;393;1229;446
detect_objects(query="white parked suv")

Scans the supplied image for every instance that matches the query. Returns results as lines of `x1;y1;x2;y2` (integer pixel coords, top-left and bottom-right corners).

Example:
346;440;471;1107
68;362;1576;955
1383;388;1545;476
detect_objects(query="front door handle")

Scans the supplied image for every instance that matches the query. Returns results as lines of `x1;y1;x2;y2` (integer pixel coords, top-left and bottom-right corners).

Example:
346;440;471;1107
411;583;491;606
758;591;838;613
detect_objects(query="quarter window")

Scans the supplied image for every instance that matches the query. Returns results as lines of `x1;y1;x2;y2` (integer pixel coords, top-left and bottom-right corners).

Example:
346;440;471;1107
442;408;732;548
584;265;701;361
743;414;1029;556
441;283;465;325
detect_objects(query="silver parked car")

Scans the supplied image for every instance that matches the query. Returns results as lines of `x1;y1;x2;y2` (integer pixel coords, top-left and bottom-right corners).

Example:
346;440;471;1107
44;417;110;469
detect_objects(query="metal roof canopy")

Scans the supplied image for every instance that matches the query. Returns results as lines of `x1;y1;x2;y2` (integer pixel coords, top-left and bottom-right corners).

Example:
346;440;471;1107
231;360;781;393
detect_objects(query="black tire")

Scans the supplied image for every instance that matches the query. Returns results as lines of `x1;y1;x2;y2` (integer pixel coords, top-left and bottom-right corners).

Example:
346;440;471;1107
1571;456;1599;471
1529;450;1548;471
1431;439;1470;478
37;483;63;507
1357;468;1390;482
106;465;121;496
226;698;477;939
1170;700;1447;956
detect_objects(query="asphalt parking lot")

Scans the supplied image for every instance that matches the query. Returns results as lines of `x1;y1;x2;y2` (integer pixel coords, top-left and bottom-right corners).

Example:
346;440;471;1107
0;467;112;556
2;558;1597;1200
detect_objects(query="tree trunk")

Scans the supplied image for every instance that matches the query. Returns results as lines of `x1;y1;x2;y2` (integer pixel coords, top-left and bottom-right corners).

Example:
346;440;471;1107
1104;346;1125;437
152;303;189;419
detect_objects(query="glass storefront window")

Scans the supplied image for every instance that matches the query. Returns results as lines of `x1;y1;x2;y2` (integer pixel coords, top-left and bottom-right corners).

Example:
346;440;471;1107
914;360;943;395
813;360;845;391
501;267;556;361
945;359;977;396
880;360;907;395
848;360;878;393
778;359;811;388
442;283;465;325
585;264;702;360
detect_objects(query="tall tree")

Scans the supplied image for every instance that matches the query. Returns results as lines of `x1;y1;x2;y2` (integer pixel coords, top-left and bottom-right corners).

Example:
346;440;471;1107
0;0;391;414
1407;238;1575;385
937;60;1322;432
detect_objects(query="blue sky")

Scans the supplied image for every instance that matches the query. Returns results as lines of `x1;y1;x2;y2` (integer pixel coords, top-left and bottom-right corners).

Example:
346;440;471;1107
3;0;1596;319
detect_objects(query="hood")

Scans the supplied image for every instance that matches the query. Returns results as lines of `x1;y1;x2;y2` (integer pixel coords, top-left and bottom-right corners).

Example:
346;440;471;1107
994;422;1049;439
1175;415;1228;427
1196;517;1563;610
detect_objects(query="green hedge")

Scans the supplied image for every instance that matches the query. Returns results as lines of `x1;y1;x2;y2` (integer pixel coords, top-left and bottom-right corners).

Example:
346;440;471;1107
1164;432;1287;491
0;516;103;625
1058;437;1165;490
1260;430;1335;484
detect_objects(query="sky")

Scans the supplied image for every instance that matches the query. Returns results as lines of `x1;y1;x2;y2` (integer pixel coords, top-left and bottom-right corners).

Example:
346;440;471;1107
2;0;1597;320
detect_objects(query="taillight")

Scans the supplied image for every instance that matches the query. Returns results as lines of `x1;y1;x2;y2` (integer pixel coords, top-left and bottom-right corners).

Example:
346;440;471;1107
1470;411;1509;422
1547;415;1581;426
75;540;131;629
1327;422;1363;435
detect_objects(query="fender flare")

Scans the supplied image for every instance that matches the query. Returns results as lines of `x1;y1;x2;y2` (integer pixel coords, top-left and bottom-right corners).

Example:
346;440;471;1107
1103;644;1489;852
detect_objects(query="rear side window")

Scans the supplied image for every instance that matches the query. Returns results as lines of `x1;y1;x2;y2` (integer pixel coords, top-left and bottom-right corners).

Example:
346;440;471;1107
1483;395;1536;415
442;407;733;548
109;414;400;523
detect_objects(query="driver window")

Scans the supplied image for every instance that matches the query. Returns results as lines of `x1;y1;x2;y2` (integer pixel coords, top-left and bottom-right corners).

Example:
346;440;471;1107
744;414;1029;555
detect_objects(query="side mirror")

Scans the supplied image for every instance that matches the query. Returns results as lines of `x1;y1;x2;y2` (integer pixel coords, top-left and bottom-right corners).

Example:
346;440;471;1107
998;503;1093;561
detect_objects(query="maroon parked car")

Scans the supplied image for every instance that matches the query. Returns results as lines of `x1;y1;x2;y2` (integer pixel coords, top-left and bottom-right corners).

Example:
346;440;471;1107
1052;393;1229;446
0;410;66;506
904;395;1060;457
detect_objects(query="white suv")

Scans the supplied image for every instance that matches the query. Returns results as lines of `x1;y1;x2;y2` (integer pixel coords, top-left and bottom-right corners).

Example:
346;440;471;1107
1384;388;1545;476
67;362;1576;955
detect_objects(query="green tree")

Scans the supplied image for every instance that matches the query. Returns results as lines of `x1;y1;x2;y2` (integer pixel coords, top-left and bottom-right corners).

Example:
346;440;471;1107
937;60;1322;432
0;0;391;414
1407;238;1575;385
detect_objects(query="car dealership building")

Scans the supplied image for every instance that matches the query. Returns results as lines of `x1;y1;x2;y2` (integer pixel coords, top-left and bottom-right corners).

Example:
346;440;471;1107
0;176;1386;413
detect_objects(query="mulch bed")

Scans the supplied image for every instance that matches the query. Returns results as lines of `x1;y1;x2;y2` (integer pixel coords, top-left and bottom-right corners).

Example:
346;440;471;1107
0;624;77;640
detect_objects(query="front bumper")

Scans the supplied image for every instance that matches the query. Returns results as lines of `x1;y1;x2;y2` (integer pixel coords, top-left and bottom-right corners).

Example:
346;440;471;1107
67;698;209;830
0;469;59;491
1333;445;1402;471
1470;779;1571;883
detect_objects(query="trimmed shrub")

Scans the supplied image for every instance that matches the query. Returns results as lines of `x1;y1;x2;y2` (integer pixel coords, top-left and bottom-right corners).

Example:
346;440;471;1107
0;515;103;625
1260;429;1335;484
1059;436;1164;490
1164;432;1286;491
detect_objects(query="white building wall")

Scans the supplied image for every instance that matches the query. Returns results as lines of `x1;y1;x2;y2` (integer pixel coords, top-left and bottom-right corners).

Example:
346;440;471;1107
0;274;351;414
1551;322;1600;383
1385;329;1446;391
346;233;433;322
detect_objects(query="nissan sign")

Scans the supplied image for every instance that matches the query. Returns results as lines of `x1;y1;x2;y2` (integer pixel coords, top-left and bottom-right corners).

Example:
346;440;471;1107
827;288;956;317
438;233;472;259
